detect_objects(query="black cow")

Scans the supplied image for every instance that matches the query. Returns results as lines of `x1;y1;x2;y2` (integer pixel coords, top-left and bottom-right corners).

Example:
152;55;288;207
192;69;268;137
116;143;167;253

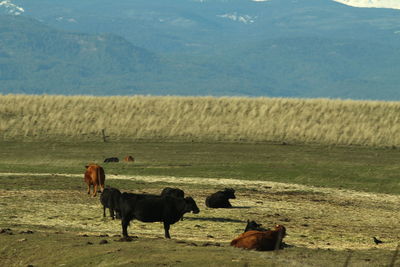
244;220;270;232
100;187;122;219
120;193;200;238
160;187;185;198
160;187;185;220
205;188;236;208
104;157;119;163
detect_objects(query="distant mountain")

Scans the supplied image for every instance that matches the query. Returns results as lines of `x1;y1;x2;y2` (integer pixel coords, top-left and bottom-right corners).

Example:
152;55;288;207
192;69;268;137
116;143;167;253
11;0;400;53
1;1;400;99
0;15;163;95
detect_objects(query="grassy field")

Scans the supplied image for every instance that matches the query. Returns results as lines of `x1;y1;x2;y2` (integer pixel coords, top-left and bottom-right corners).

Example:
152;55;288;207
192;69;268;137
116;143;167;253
0;140;399;266
0;140;399;194
2;94;400;147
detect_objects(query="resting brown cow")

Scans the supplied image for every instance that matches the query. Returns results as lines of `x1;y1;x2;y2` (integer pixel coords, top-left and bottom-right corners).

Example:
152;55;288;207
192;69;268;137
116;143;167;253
124;156;134;162
230;225;286;251
84;164;105;197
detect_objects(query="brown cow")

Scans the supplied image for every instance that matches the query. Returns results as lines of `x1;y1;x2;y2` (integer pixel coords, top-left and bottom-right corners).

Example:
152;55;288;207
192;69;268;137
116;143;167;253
230;225;286;251
84;164;105;197
124;156;134;162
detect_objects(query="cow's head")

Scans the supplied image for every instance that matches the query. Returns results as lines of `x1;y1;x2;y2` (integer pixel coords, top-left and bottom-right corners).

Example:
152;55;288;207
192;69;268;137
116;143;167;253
184;197;200;214
224;188;236;199
274;224;286;238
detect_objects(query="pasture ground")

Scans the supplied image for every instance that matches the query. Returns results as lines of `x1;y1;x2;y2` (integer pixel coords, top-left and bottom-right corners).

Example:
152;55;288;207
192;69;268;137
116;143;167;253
0;141;399;266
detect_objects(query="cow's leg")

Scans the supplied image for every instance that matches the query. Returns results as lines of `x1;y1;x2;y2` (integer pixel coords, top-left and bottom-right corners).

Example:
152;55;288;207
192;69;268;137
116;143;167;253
103;206;106;217
110;208;115;220
93;184;98;197
116;211;121;220
121;218;130;237
87;183;91;195
163;222;171;239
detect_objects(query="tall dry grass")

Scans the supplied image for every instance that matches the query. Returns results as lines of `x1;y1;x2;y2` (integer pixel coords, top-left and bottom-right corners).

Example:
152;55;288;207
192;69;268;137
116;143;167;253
1;94;400;146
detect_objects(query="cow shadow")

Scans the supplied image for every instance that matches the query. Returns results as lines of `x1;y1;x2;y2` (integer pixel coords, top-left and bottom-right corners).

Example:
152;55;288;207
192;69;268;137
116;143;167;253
185;217;245;223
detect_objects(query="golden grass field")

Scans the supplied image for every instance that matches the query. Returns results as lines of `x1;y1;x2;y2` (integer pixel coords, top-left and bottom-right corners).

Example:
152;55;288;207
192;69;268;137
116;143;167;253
2;94;400;146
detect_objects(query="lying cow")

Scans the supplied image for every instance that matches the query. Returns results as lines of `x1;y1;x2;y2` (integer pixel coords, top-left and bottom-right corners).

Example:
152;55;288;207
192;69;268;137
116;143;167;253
205;188;236;208
231;225;286;251
100;187;122;220
124;156;134;162
120;193;200;238
84;164;105;197
244;220;270;232
104;157;119;163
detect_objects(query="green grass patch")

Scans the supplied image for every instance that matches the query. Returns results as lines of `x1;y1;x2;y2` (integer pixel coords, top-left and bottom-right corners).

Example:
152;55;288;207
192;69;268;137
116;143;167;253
0;141;399;194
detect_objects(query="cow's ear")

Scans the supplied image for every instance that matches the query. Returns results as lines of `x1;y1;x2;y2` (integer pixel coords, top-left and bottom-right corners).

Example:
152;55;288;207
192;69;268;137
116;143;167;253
85;165;88;169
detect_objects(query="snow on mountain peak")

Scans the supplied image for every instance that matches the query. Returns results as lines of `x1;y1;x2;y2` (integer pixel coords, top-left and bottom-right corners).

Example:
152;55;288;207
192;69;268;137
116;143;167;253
217;12;257;24
0;0;24;15
333;0;400;10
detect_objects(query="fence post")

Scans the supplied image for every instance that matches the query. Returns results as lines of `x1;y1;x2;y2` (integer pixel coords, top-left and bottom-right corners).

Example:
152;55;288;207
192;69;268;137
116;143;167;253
101;129;109;142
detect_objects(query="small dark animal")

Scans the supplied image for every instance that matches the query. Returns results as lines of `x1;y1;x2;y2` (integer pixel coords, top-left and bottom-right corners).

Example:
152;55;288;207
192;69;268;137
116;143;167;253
205;188;236;208
100;187;122;219
244;220;269;232
373;237;383;244
160;187;185;198
231;225;286;251
104;157;119;163
84;164;105;197
120;193;200;239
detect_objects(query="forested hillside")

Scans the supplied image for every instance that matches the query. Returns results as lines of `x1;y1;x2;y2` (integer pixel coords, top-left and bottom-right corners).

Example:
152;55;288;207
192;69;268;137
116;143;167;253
0;15;163;95
2;0;400;99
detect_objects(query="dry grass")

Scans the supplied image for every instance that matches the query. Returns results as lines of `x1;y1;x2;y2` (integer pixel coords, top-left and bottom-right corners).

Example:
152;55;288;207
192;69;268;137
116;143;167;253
1;94;400;146
1;173;399;251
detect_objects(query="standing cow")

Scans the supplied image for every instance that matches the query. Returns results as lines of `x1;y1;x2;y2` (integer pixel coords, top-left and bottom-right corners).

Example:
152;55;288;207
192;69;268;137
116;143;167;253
161;187;185;220
84;164;105;197
100;187;122;219
205;188;236;208
119;193;200;239
160;187;185;198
